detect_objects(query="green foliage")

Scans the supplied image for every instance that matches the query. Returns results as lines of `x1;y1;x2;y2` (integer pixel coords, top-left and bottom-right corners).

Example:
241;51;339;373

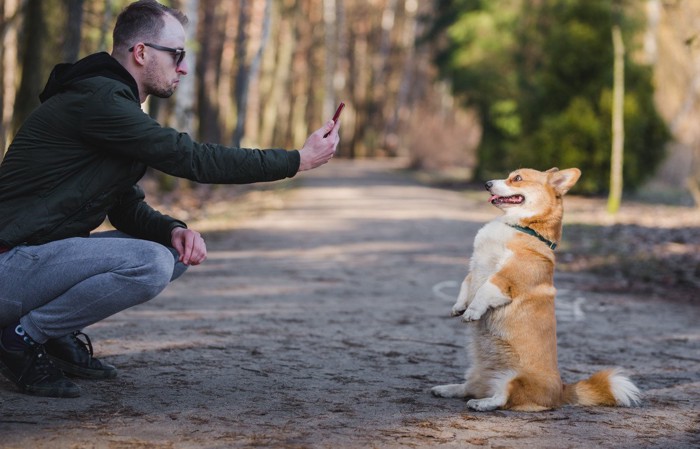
433;0;669;193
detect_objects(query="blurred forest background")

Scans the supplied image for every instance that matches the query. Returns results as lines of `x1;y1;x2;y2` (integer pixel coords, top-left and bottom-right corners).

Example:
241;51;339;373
0;0;699;204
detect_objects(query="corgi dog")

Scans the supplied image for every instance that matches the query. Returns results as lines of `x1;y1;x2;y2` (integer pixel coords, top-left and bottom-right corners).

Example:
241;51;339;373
431;168;640;411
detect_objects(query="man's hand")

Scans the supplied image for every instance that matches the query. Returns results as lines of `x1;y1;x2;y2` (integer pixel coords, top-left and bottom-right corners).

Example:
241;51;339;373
298;120;340;171
171;227;207;266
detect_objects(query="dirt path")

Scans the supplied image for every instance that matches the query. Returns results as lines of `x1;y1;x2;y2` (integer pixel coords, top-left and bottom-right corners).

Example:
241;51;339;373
1;160;698;448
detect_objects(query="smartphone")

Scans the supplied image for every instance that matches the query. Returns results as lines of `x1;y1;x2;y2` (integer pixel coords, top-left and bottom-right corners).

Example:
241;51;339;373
324;102;345;137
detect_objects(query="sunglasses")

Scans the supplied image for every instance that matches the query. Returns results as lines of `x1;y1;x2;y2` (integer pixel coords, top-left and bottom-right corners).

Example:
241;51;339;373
128;42;186;66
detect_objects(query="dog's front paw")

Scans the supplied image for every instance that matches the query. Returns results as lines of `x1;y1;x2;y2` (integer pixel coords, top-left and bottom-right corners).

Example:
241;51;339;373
462;306;485;322
450;306;466;317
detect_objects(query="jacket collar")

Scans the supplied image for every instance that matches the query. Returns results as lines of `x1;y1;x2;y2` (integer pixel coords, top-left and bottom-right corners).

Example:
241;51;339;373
39;52;139;103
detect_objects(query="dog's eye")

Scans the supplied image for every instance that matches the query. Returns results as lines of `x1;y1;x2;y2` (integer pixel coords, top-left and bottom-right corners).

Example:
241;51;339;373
513;175;522;182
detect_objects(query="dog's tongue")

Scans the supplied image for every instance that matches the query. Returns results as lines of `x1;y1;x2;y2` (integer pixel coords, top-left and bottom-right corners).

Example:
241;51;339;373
489;195;499;203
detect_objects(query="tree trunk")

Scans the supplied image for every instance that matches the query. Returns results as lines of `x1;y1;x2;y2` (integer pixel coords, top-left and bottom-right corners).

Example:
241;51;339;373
63;0;84;62
259;3;293;148
0;0;19;157
197;0;224;143
0;0;6;157
348;11;370;158
174;0;199;135
13;0;45;135
289;0;313;147
323;0;338;118
233;0;271;148
98;0;112;52
386;0;418;156
608;24;625;214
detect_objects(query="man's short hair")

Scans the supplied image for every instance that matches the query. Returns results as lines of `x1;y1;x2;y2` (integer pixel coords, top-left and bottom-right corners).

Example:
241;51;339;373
113;0;188;52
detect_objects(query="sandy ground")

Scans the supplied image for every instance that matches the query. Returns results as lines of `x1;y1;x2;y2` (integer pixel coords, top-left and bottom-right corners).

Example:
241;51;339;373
0;159;698;449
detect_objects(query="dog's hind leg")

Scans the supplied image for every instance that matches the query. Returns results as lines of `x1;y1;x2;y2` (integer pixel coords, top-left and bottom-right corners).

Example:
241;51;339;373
465;371;516;411
431;369;482;399
431;382;471;398
467;394;507;411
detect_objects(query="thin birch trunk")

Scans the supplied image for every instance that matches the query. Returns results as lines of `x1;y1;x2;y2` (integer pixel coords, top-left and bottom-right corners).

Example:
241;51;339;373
233;0;271;148
608;24;625;214
175;0;199;135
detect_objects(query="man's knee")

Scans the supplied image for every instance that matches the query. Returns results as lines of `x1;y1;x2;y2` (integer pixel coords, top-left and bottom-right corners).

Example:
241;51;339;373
116;242;175;294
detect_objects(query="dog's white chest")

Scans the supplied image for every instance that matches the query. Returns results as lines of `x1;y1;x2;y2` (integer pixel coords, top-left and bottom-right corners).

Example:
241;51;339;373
469;222;516;285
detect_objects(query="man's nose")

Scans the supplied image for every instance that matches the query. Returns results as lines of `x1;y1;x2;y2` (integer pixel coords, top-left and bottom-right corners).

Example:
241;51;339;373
177;60;188;75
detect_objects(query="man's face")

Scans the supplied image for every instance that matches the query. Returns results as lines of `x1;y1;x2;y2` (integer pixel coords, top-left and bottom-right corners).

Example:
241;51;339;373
142;14;188;99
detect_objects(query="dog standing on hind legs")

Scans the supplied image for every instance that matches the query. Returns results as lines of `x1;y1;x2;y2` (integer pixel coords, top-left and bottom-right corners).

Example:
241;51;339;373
431;167;640;412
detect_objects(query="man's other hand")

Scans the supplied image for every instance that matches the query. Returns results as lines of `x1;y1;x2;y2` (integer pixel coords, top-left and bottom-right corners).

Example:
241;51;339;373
171;227;207;265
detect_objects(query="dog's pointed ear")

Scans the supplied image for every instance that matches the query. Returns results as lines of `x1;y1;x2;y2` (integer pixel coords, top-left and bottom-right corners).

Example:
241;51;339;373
546;167;560;173
549;168;581;195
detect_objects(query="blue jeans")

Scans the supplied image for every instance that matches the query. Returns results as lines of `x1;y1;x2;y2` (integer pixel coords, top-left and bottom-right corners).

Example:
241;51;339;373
0;231;188;343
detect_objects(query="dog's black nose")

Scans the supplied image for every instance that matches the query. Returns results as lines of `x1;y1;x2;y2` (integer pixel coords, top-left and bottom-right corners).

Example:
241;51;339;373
485;181;493;190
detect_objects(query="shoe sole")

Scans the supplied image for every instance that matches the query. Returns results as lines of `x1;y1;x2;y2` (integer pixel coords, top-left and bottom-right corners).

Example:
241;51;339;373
0;360;81;398
24;383;82;398
49;356;118;380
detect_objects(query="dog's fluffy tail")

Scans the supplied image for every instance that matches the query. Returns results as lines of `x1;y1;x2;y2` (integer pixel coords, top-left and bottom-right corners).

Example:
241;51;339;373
563;368;640;407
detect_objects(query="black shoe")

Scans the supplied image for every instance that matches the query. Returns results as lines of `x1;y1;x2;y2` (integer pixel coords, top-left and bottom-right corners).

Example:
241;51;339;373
45;331;117;379
0;337;81;398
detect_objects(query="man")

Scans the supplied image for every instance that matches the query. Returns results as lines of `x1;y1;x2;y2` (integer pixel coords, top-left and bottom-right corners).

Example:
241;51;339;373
0;0;339;398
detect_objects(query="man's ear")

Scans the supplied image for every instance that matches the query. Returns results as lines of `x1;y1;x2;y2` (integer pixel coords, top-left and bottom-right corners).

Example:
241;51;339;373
131;43;147;66
549;168;581;195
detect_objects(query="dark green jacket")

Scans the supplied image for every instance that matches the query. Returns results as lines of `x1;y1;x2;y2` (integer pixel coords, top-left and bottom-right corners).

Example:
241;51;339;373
0;53;299;248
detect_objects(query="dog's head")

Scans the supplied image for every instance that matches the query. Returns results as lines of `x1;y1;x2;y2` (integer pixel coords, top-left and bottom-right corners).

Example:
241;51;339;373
485;168;581;221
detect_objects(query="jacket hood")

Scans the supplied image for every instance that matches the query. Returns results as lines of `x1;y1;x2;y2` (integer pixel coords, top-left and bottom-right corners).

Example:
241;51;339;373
39;52;139;103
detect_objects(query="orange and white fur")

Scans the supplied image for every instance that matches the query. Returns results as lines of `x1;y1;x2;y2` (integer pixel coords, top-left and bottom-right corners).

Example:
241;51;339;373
431;168;640;411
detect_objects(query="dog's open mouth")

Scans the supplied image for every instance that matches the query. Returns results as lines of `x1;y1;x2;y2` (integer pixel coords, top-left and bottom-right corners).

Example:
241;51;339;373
489;194;525;205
